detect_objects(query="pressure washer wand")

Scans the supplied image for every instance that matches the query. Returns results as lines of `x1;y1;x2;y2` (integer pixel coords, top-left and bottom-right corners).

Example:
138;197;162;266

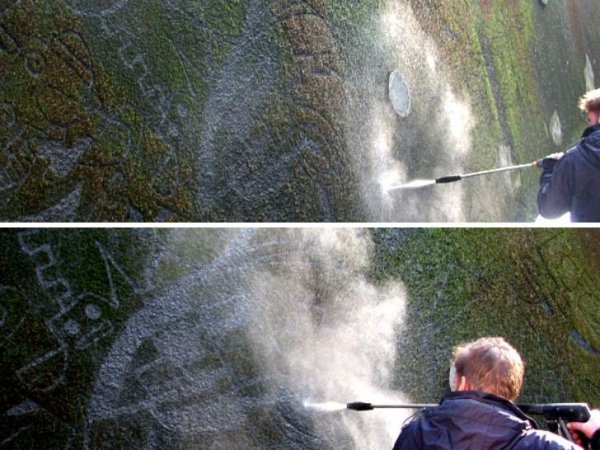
346;402;591;422
435;161;538;184
347;402;436;411
347;402;591;444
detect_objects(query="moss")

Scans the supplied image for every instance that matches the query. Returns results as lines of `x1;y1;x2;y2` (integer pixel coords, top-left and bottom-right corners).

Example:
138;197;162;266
393;1;563;220
134;1;196;94
0;0;204;220
370;228;600;405
480;1;539;149
1;1;598;221
0;229;159;433
76;112;199;221
2;229;599;444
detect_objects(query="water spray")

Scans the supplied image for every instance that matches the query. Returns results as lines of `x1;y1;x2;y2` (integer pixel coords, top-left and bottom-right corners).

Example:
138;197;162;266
385;161;539;192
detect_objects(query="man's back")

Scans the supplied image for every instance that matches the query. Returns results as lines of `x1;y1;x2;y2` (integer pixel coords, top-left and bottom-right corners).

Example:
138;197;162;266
393;391;579;450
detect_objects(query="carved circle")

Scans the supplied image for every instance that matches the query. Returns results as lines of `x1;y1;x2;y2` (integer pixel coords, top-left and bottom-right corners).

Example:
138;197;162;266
24;51;46;77
85;304;102;320
64;319;80;336
389;70;411;118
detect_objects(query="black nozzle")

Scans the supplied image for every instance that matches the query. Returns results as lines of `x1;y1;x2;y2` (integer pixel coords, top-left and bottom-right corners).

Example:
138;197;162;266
347;402;374;411
519;403;591;422
435;175;462;184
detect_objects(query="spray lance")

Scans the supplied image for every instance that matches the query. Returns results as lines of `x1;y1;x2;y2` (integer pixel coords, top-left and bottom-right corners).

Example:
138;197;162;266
434;161;540;184
347;402;436;411
385;160;545;192
346;401;590;420
346;402;591;443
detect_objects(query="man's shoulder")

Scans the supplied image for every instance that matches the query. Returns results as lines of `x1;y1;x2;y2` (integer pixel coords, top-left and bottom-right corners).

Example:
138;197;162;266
562;133;600;169
392;414;423;450
558;146;584;168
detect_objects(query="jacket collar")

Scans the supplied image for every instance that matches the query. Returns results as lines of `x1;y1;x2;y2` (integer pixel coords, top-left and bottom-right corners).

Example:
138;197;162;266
582;123;600;138
440;390;538;427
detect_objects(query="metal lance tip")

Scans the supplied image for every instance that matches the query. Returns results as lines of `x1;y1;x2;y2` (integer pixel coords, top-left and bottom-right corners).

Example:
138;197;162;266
347;402;374;411
435;175;462;184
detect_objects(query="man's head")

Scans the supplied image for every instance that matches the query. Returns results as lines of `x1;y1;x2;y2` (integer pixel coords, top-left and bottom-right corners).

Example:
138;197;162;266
579;88;600;126
449;337;524;402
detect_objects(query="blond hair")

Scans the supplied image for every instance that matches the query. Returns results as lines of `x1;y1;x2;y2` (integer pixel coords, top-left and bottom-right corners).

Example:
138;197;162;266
579;88;600;113
451;337;524;402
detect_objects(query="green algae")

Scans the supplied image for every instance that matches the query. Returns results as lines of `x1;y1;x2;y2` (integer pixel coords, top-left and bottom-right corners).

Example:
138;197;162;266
0;1;598;221
0;229;156;435
370;228;600;406
0;0;200;221
1;229;598;446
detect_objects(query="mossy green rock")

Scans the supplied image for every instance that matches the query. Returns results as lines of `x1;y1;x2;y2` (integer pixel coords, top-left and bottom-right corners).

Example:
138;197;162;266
0;1;598;221
1;229;598;447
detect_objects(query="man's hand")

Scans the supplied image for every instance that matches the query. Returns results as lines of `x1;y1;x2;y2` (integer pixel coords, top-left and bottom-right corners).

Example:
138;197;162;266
568;408;600;446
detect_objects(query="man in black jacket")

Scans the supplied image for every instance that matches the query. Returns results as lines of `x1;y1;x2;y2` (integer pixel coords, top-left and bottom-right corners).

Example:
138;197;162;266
393;337;580;450
537;88;600;222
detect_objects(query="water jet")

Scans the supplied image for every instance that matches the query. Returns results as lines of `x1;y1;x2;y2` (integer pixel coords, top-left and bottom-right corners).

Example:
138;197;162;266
304;400;347;412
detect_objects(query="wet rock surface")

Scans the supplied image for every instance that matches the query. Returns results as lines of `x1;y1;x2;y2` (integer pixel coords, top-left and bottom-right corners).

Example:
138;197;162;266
0;0;598;221
1;229;599;448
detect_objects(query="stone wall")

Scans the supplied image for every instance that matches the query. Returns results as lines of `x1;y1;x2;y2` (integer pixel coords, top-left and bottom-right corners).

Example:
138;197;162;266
0;1;598;221
1;228;598;448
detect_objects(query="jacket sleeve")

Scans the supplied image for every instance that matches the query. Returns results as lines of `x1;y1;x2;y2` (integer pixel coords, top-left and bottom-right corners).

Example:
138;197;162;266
591;429;600;450
392;419;421;450
537;156;573;219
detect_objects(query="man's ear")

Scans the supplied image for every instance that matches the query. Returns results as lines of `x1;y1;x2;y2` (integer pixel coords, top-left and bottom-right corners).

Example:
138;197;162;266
456;376;471;391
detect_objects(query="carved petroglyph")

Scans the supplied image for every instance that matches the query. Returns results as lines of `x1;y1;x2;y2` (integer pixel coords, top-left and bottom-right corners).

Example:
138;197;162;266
84;229;406;448
19;184;83;222
1;395;77;447
0;6;100;215
18;230;75;312
1;0;356;220
197;0;349;219
15;344;69;393
50;31;94;86
196;0;277;209
85;232;270;446
96;240;142;305
6;399;40;416
67;2;188;141
0;1;198;220
0;285;26;348
36;137;93;178
13;230;139;395
11;230;71;391
1;230;152;448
